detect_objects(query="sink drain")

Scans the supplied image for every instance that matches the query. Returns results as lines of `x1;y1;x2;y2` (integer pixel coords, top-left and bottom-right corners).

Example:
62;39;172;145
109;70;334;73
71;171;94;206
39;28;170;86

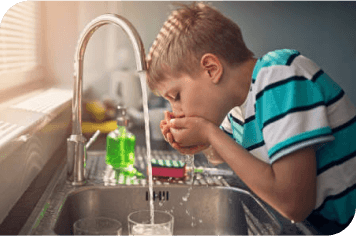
146;191;169;201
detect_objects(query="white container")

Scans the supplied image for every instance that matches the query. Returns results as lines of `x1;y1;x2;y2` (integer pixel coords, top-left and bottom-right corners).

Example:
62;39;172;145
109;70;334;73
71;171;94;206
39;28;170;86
109;70;142;110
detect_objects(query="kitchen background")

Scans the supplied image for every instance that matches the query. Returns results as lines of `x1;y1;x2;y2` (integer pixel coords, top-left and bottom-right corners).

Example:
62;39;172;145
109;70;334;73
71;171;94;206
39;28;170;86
0;0;355;228
42;1;356;103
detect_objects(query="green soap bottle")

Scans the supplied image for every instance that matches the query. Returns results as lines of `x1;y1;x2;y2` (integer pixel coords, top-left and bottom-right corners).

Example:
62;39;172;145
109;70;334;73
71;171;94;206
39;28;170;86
106;106;136;170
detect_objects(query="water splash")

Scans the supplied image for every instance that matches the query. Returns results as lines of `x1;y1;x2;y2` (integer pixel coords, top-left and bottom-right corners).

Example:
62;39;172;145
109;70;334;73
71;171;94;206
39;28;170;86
139;71;154;224
182;186;192;202
185;154;195;184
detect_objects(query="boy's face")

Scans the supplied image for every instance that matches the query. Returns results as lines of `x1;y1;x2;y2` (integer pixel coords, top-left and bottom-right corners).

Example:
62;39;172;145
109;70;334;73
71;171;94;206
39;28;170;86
156;71;229;126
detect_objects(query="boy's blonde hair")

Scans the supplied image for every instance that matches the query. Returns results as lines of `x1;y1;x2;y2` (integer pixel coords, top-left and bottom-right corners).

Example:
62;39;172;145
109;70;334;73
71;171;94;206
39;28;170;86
146;2;254;92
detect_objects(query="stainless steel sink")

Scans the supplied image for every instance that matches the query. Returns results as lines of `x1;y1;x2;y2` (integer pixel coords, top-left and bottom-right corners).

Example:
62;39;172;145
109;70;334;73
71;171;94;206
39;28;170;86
53;185;282;235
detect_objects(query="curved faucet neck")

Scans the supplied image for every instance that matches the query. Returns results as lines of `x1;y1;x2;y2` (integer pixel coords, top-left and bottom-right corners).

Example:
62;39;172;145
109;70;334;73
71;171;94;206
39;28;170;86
72;14;146;135
67;14;146;185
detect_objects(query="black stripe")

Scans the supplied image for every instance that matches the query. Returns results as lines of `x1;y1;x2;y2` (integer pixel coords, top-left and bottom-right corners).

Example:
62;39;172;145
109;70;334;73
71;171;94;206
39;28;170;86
269;132;332;160
245;115;255;124
326;90;345;107
332;115;356;134
255;76;308;101
263;101;325;130
314;182;356;214
307;212;354;234
311;69;324;83
286;52;300;66
229;113;244;126
246;140;265;151
221;126;233;136
317;150;356;176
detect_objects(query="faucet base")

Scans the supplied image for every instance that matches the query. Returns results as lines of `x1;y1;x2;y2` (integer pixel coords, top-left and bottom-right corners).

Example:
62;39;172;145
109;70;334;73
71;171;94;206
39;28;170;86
66;179;87;186
67;135;87;185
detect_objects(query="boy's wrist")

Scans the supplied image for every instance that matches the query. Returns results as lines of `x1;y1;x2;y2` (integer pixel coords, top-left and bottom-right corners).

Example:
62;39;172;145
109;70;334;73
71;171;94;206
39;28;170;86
205;121;220;145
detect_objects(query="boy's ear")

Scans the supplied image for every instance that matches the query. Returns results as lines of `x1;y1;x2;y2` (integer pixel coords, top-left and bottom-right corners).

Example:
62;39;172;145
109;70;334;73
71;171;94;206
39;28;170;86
200;53;223;84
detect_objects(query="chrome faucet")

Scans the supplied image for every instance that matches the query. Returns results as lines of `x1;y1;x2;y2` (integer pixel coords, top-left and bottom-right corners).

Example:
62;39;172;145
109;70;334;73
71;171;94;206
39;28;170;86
67;14;146;185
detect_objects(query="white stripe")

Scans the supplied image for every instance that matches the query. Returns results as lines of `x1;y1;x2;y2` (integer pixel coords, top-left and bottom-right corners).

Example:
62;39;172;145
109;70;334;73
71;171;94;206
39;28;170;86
270;136;334;164
221;106;245;134
250;145;270;164
263;106;330;151
220;115;232;134
245;91;256;119
315;155;356;209
327;94;356;129
254;55;320;96
291;55;321;80
229;106;245;123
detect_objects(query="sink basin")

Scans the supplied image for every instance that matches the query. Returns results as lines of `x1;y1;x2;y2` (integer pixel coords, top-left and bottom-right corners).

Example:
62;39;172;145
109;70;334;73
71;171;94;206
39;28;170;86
53;185;281;235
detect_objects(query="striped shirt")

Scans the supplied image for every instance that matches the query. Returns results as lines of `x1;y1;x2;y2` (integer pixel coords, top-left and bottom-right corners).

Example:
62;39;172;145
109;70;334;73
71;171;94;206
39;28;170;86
220;49;356;227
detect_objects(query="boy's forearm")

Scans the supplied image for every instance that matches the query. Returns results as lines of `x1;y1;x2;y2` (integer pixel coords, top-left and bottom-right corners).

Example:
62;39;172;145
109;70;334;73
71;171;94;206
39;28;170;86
205;122;276;187
205;122;315;222
207;124;316;222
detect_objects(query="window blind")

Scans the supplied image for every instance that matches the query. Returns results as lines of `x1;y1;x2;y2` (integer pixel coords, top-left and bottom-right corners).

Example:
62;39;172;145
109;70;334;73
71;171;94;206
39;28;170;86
0;1;43;89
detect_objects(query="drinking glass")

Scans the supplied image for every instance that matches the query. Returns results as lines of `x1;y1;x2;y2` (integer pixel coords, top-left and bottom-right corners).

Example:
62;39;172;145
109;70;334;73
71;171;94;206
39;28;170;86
127;210;174;235
73;216;122;235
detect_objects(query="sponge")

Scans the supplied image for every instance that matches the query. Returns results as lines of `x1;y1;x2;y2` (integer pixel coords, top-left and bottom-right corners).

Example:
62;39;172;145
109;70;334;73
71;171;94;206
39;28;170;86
150;159;186;179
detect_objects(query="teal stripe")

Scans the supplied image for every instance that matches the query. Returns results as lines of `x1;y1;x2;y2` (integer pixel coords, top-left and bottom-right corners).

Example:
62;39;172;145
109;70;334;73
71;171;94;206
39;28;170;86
231;120;244;135
220;125;234;140
318;188;356;225
317;119;356;170
315;72;342;104
243;119;264;149
252;49;300;81
256;80;324;128
231;121;244;144
268;127;332;158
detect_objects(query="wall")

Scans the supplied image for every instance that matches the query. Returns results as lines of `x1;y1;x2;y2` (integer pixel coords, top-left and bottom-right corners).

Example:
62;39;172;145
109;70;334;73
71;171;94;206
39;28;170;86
43;1;356;103
213;1;356;103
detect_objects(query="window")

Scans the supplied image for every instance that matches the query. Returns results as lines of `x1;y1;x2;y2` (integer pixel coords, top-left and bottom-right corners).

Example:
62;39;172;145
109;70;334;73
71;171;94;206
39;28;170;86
0;1;44;91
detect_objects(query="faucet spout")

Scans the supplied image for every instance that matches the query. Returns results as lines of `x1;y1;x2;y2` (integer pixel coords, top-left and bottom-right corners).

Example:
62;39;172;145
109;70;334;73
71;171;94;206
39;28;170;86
67;14;146;185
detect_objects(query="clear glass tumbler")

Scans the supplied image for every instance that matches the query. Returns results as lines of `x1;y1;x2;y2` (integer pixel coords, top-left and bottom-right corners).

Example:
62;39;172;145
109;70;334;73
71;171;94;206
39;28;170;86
73;216;122;235
127;210;174;235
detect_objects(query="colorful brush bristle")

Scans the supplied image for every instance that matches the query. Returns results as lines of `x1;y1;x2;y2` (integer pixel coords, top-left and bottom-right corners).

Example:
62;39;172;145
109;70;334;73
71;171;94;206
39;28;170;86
150;159;186;178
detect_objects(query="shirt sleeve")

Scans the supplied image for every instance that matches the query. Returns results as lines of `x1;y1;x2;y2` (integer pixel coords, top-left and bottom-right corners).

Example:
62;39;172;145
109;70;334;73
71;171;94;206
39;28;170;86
220;106;245;144
255;54;335;164
220;113;234;140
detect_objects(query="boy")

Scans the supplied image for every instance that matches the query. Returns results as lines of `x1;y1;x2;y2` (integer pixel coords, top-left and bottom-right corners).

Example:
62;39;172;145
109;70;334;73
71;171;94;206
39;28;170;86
146;2;356;234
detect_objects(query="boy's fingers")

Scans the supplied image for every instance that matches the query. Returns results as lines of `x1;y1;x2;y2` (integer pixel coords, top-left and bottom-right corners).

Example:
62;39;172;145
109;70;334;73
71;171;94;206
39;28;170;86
170;117;187;128
166;132;174;144
164;111;174;121
171;143;205;155
160;120;167;130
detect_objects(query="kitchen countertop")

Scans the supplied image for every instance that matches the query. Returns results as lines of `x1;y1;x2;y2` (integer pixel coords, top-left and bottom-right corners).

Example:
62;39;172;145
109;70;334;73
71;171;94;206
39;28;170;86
1;124;320;235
